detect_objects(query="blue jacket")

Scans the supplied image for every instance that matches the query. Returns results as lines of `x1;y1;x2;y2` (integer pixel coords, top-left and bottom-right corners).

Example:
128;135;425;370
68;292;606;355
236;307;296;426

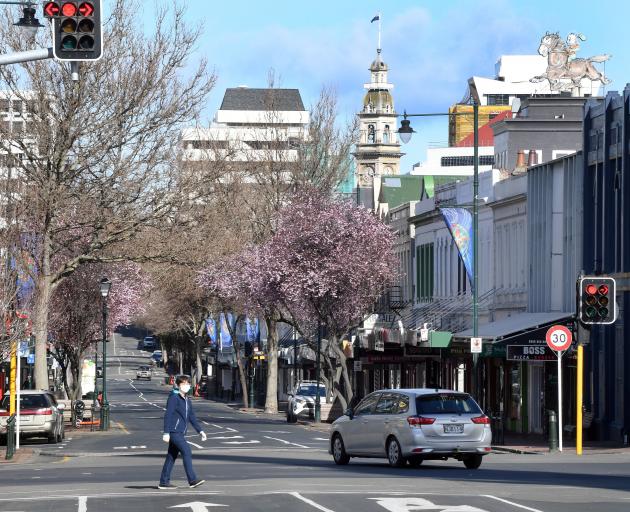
163;393;203;434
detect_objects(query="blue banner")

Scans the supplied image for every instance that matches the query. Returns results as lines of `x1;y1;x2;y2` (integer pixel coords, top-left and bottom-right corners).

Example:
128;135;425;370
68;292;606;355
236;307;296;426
205;317;217;346
219;313;234;350
245;317;260;344
439;207;474;285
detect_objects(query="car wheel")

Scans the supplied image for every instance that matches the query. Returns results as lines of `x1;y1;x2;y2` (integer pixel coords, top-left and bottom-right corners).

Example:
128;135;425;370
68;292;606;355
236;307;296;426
332;434;350;465
408;457;424;468
463;454;483;469
286;411;297;424
47;432;57;444
387;437;406;468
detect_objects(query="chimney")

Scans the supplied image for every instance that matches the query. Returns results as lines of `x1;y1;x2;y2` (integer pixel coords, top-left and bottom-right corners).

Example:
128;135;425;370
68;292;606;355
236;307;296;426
527;149;539;167
513;150;527;174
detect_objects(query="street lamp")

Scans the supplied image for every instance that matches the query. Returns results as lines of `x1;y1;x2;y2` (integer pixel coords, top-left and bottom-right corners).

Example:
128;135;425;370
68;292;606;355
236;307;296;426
99;277;111;431
314;320;322;423
13;5;45;36
397;103;480;399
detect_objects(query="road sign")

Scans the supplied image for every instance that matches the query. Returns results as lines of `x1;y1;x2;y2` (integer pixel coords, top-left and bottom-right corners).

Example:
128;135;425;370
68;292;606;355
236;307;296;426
353;361;362;372
27;354;35;364
546;325;572;352
470;337;482;353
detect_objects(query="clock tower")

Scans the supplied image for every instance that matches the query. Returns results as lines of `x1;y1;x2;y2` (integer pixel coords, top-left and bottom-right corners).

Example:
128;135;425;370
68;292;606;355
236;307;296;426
354;48;403;194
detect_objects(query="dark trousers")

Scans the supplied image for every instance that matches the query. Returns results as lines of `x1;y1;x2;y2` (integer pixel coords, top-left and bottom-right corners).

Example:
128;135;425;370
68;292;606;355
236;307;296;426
159;432;198;485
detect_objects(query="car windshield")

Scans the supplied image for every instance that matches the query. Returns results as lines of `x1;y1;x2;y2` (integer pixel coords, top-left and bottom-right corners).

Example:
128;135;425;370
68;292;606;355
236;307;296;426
0;394;48;410
296;385;326;397
416;393;482;415
139;366;150;371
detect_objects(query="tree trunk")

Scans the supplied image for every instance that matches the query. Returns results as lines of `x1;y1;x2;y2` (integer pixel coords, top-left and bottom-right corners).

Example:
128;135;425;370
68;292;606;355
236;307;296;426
33;275;52;390
264;317;278;414
235;344;249;408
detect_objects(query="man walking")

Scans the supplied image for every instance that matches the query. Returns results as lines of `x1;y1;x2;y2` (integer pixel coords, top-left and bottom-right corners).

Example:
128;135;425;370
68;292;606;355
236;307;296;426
159;375;207;489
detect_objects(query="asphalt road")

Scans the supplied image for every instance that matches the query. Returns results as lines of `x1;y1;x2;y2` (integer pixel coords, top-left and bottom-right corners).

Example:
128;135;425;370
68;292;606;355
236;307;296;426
1;333;629;512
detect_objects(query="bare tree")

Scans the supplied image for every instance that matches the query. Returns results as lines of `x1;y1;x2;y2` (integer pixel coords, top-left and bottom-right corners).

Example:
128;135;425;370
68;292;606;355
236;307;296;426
0;0;215;388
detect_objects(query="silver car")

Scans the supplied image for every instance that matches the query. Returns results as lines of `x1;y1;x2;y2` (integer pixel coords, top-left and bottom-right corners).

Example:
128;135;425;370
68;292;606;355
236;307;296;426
0;390;65;444
329;388;492;469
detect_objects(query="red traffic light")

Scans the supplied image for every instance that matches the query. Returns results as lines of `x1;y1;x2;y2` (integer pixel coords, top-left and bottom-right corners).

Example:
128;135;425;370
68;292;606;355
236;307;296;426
44;2;60;17
598;284;609;295
61;2;77;16
585;284;597;295
79;2;94;16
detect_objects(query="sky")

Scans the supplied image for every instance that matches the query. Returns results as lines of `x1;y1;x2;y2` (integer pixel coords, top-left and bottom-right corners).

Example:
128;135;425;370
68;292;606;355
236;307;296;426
138;0;629;171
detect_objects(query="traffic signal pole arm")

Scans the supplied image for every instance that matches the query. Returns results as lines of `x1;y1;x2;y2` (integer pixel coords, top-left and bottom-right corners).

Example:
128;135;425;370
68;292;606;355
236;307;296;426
0;47;53;66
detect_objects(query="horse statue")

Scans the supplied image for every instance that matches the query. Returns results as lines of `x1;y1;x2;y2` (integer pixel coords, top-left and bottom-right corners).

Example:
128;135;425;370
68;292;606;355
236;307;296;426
531;32;611;91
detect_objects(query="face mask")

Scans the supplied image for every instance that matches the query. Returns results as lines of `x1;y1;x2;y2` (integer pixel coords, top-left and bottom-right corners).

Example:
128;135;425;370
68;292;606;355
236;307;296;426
180;384;191;394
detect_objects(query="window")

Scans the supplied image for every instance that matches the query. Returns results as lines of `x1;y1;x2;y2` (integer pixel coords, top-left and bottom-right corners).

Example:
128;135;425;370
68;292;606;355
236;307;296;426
367;124;375;143
486;94;509;106
415;393;481;415
396;394;410;414
383;125;390;144
441;155;495;167
12;121;23;133
374;393;398;414
0;394;49;410
0;99;9;112
354;393;380;416
457;258;468;295
12;100;22;113
416;243;434;301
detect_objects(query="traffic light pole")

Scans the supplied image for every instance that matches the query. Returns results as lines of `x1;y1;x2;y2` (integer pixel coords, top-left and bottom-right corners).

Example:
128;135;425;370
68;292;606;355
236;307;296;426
0;47;53;66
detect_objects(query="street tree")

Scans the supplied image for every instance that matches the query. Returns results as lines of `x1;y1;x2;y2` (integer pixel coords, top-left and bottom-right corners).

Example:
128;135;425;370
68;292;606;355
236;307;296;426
49;262;149;399
0;0;215;388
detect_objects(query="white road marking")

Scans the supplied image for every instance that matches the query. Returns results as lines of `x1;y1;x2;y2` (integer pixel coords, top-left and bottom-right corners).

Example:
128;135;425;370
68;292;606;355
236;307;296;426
289;492;336;512
313;437;329;441
113;446;129;450
482;495;544;512
263;436;309;448
81;473;92;475
169;502;227;510
206;436;243;440
188;441;204;449
222;440;260;445
260;430;291;434
370;497;486;511
78;496;87;512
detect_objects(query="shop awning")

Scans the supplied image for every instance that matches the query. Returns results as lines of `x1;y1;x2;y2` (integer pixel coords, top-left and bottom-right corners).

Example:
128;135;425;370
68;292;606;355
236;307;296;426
452;311;573;343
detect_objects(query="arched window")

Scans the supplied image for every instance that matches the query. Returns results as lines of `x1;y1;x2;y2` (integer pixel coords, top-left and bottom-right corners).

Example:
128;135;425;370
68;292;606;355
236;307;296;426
383;125;390;143
368;124;375;143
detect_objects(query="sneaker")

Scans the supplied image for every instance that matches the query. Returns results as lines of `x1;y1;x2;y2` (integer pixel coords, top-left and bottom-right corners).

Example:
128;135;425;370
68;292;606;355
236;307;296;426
157;483;177;490
189;479;205;488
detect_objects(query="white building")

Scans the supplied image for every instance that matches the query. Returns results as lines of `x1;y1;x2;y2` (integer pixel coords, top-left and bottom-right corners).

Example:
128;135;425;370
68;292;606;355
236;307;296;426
181;87;309;166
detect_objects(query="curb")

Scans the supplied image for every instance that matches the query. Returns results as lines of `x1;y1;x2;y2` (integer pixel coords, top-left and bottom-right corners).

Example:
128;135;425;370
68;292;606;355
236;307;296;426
491;446;544;455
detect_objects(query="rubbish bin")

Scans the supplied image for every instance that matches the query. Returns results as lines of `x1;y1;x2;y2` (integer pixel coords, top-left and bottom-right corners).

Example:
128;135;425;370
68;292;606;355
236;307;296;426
490;414;505;445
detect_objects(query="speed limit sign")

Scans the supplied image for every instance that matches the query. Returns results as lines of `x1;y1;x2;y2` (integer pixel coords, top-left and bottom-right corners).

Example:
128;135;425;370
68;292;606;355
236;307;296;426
545;325;572;351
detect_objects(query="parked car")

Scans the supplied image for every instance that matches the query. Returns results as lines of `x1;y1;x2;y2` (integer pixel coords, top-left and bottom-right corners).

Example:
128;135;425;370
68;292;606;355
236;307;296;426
0;390;65;444
329;388;492;469
136;366;152;380
286;381;327;423
142;336;157;351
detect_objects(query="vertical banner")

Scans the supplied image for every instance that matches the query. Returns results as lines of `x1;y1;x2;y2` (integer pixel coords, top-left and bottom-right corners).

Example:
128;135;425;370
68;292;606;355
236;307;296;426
245;317;260;344
219;313;234;350
205;317;217;347
439;208;474;284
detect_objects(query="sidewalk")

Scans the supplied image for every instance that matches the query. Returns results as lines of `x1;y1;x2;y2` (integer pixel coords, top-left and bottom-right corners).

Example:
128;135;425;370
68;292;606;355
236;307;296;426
0;447;35;464
492;432;630;455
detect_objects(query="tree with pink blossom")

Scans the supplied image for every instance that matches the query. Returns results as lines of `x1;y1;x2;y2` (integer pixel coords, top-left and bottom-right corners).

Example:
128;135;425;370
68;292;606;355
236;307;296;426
49;262;150;399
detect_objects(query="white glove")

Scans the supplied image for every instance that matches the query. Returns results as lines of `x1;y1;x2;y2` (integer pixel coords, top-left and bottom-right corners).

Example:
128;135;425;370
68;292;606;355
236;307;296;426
200;431;207;442
162;433;170;443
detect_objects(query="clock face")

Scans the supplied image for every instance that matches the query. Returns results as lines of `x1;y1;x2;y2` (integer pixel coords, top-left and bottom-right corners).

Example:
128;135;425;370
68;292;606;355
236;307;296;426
358;167;375;186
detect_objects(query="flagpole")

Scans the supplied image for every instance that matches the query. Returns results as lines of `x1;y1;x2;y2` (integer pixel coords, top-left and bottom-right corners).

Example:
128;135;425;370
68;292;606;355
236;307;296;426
378;12;382;53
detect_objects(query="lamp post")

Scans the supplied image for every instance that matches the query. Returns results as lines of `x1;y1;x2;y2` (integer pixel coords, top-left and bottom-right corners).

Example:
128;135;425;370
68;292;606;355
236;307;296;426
314;320;322;423
99;277;111;431
397;102;480;398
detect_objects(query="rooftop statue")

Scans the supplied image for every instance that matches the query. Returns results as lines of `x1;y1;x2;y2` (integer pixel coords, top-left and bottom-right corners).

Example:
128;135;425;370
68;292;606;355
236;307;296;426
531;32;611;92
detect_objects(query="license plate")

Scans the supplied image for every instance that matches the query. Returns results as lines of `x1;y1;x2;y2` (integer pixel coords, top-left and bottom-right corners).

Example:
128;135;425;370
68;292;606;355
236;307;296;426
443;424;464;434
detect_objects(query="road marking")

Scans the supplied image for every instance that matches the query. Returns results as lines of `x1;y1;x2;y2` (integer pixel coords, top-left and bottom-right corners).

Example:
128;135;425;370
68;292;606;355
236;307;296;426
289;492;336;512
313;437;329;441
169;502;227;510
482;495;544;512
188;441;204;449
263;436;309;448
116;421;130;435
222;440;260;445
206;436;243;440
78;496;87;512
260;430;291;434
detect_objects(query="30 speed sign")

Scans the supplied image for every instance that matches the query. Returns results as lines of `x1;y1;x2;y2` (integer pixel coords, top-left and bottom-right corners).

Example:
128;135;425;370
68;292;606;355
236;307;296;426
545;325;572;351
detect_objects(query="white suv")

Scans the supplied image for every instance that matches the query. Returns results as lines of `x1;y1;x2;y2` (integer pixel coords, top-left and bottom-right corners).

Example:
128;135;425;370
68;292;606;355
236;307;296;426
286;381;327;423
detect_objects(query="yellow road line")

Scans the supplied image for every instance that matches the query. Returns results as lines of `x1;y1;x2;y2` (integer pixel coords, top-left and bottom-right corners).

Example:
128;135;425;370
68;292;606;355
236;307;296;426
116;421;130;435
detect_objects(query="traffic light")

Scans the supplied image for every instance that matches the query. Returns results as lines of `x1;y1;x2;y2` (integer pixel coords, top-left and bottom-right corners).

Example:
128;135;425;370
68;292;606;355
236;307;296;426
45;1;103;62
578;276;616;325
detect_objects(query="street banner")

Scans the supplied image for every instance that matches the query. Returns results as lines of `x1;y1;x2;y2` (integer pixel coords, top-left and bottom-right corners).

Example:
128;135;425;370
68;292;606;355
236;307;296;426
205;317;217;346
245;317;260;344
440;207;473;284
219;313;234;350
